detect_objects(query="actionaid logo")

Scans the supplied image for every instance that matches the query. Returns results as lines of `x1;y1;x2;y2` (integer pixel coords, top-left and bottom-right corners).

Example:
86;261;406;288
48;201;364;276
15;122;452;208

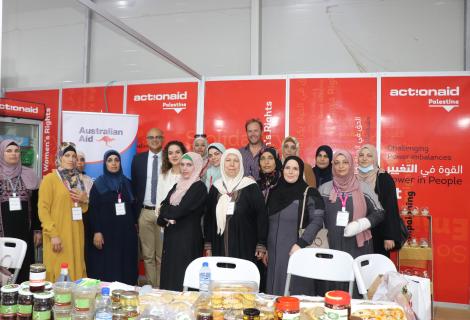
133;91;188;114
389;86;460;112
0;103;39;114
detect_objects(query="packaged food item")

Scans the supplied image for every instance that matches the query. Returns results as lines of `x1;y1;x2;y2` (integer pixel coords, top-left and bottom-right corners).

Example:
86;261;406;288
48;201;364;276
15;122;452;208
209;281;257;311
33;291;54;320
1;284;19;320
243;308;260;320
29;264;46;293
53;281;74;307
18;287;34;320
324;290;350;320
72;284;97;313
274;296;299;319
53;306;73;320
196;308;213;320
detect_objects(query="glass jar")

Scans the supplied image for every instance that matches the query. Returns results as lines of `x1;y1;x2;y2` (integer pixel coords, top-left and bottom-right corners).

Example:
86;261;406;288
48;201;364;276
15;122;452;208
274;297;299;319
124;307;139;320
18;287;34;320
111;289;124;310
120;291;139;309
196;308;213;320
324;290;351;320
33;291;54;320
243;308;260;320
112;309;127;320
1;284;19;320
29;264;46;293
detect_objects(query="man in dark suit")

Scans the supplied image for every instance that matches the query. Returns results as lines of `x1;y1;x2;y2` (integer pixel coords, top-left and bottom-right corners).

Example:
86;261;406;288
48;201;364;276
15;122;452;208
131;127;164;287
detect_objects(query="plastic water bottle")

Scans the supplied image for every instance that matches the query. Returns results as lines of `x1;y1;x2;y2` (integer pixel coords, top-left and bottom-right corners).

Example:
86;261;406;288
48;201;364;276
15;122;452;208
95;287;112;320
199;262;211;292
57;262;70;282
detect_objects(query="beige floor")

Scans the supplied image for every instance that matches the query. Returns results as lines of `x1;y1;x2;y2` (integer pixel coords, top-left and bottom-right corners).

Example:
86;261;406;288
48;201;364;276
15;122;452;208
434;306;470;320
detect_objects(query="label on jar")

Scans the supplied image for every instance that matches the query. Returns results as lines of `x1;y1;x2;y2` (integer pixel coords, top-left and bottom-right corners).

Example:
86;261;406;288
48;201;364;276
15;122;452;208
324;307;348;319
33;310;51;320
54;293;72;305
281;312;300;320
18;304;33;314
55;316;72;320
29;271;46;287
74;298;90;310
0;304;18;314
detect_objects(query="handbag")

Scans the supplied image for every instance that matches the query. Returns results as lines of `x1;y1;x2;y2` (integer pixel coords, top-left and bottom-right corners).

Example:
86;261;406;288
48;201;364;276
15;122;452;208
396;217;409;250
299;187;329;248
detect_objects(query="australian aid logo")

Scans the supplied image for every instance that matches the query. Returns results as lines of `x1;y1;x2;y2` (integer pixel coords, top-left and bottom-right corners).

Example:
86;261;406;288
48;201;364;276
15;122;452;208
133;90;188;114
389;86;460;112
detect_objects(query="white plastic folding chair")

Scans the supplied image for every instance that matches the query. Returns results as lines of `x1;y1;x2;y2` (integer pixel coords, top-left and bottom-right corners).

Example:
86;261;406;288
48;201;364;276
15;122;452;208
0;237;28;284
284;248;355;296
353;254;397;299
183;256;260;291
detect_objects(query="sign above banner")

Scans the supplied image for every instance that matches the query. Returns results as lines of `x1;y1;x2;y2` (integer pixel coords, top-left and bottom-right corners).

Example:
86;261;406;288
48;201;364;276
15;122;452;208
0;98;46;120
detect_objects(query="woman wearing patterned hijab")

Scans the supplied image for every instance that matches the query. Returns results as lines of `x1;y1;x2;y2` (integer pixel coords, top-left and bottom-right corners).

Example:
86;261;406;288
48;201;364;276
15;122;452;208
318;150;384;295
204;148;267;265
0;139;40;282
357;144;402;256
86;150;137;285
38;142;89;281
157;152;208;291
257;146;282;202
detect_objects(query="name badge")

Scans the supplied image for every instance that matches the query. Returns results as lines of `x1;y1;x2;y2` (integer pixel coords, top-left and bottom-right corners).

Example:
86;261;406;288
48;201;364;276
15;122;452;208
115;202;126;216
72;206;83;221
226;202;235;216
9;195;22;211
336;210;349;227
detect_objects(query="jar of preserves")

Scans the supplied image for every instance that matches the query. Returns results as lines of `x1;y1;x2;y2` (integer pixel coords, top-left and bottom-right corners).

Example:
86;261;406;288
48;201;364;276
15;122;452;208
33;291;54;320
243;308;260;320
18;287;34;320
29;264;46;293
124;306;138;320
324;290;351;320
1;284;19;320
274;297;299;320
112;309;127;320
120;291;139;309
111;289;124;310
196;308;213;320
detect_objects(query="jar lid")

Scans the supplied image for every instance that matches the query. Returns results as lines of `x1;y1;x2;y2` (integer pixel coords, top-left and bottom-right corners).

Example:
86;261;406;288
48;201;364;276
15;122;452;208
112;289;125;296
325;290;351;306
30;264;46;271
20;281;29;290
33;291;54;299
19;288;33;296
1;284;20;293
197;308;212;316
45;281;53;290
243;308;260;316
276;296;299;311
120;290;138;299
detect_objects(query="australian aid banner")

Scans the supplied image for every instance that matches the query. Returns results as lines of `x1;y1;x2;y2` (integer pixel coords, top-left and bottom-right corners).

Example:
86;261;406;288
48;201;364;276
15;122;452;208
204;79;286;149
289;77;377;165
381;75;470;304
62;111;139;179
127;82;198;153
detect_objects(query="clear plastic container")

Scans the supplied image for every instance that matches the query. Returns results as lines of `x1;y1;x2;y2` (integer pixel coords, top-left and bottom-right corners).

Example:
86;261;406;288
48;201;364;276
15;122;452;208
209;281;258;312
54;282;75;307
53;306;73;320
72;285;98;313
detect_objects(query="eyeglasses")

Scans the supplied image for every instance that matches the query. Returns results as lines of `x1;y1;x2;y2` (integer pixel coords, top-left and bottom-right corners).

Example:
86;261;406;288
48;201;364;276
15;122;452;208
61;142;76;147
147;135;164;140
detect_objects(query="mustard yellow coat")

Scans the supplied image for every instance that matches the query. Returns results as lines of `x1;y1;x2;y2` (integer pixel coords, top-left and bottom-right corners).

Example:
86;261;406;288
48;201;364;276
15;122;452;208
38;170;88;281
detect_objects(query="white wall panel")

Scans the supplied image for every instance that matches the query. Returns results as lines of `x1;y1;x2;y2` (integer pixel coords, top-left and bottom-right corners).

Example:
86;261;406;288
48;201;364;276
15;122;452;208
89;0;251;82
2;0;86;88
261;0;464;74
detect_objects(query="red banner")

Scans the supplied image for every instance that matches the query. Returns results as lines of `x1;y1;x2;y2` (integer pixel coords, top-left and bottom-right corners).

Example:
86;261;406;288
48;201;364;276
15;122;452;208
0;98;46;120
290;77;377;165
204;79;286;149
381;75;470;304
126;82;198;152
62;86;124;113
5;90;60;175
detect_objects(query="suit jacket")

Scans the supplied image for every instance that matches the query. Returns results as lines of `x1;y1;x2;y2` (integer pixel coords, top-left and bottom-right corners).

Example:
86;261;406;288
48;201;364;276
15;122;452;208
131;151;149;216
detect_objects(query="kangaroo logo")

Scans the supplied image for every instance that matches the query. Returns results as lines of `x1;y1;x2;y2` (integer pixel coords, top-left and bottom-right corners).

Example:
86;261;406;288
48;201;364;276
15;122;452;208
97;136;115;147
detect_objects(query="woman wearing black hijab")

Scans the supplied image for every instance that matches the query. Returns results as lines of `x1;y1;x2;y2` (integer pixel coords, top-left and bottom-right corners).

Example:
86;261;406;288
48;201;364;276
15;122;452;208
257;147;283;203
86;150;138;285
265;156;325;295
313;145;333;187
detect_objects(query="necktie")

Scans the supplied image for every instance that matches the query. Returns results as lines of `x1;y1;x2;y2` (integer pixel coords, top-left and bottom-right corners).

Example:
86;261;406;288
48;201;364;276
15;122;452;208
151;154;158;204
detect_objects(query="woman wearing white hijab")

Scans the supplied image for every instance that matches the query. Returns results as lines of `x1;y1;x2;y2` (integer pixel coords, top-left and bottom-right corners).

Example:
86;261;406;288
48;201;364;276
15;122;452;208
204;148;267;264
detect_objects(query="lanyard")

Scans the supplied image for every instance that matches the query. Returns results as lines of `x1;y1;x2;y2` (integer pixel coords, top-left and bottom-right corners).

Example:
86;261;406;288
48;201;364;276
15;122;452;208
223;179;242;198
7;178;21;197
333;183;349;211
117;192;122;203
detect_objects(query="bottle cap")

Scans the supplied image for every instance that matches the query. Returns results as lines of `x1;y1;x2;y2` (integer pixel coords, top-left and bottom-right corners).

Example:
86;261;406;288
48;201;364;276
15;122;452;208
276;296;299;311
202;262;208;267
61;262;68;268
101;287;110;296
325;290;351;306
243;308;260;316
